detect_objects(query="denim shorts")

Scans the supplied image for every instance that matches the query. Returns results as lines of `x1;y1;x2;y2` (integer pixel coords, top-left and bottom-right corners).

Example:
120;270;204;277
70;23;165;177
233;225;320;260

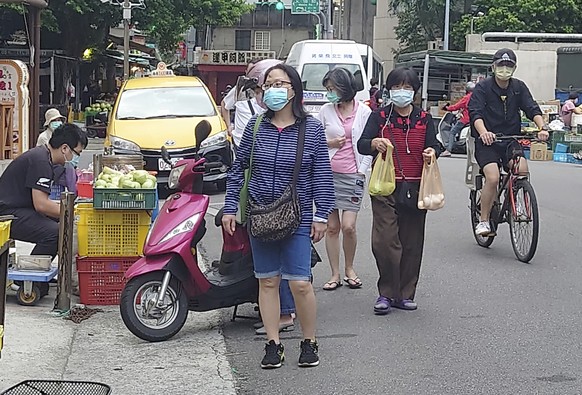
250;226;312;281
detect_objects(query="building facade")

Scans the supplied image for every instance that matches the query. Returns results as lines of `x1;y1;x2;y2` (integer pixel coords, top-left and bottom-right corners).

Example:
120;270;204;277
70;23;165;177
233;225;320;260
193;0;317;101
372;0;399;75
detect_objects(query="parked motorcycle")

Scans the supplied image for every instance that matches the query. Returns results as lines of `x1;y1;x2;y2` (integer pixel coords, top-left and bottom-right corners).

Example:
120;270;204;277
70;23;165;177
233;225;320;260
120;120;257;342
436;111;469;154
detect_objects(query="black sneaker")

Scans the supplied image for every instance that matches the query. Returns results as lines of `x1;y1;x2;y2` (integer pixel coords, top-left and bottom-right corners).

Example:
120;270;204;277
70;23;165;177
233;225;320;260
298;339;319;367
261;340;284;369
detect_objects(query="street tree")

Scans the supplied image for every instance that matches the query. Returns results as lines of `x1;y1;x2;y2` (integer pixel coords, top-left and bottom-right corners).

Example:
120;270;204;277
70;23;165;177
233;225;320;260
133;0;253;55
389;0;474;53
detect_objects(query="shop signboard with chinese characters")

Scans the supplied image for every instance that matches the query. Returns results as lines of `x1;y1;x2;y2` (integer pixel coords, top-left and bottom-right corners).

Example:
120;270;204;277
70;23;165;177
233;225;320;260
0;60;29;156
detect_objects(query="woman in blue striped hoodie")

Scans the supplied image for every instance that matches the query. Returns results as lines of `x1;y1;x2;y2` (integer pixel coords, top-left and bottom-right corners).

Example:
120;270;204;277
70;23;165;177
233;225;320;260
223;64;335;369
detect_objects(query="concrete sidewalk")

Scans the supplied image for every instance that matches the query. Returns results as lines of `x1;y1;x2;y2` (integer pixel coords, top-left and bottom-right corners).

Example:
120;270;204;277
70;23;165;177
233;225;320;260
1;242;237;394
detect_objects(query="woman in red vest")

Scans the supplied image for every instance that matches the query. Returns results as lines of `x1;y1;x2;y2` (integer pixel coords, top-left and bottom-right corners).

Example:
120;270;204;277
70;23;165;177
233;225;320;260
358;67;441;315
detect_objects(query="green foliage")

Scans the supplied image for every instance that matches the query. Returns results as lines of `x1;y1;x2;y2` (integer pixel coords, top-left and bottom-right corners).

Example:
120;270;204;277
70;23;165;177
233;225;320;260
0;0;252;57
452;0;582;45
390;0;582;53
389;0;468;53
134;0;253;54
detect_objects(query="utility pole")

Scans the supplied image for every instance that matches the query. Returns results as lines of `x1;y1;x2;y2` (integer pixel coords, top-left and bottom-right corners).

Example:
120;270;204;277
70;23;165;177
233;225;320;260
102;0;146;81
123;0;131;80
443;0;450;50
326;0;334;39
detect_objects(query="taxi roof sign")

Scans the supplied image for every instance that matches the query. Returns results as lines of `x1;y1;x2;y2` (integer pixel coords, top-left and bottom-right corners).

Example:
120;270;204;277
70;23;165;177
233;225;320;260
151;62;174;77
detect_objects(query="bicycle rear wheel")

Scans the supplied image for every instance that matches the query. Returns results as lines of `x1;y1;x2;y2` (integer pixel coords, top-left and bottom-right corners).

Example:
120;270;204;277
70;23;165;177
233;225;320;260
469;189;495;247
508;179;539;263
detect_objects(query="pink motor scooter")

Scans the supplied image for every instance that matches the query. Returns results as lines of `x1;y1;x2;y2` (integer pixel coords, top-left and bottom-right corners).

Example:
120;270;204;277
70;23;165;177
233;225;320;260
120;121;257;342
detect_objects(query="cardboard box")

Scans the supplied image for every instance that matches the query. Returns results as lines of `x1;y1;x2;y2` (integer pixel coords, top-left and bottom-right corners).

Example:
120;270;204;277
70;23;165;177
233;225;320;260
544;150;553;161
530;142;548;161
530;149;546;161
450;82;466;93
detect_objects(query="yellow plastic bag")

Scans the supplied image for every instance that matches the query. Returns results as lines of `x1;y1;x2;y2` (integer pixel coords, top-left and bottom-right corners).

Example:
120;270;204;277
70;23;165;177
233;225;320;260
417;152;445;211
368;144;396;196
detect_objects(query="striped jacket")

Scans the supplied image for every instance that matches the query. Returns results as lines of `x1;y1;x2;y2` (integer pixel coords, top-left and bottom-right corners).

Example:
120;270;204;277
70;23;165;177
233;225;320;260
224;115;335;228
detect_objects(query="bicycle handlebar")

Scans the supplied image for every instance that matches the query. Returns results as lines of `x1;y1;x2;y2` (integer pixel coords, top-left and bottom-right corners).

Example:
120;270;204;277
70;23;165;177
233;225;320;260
493;134;538;141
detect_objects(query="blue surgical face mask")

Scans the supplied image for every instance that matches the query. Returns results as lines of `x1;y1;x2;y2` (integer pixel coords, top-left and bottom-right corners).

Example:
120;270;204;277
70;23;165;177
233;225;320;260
389;89;415;108
326;91;341;104
64;147;81;168
50;120;63;130
263;87;291;111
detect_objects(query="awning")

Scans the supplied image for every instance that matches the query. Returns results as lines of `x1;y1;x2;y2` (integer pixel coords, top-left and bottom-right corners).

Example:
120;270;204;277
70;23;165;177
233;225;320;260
396;50;494;69
557;47;582;54
105;50;154;67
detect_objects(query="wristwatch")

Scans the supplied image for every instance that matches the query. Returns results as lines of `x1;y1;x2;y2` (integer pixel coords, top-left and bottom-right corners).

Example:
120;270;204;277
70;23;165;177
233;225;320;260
540;124;549;132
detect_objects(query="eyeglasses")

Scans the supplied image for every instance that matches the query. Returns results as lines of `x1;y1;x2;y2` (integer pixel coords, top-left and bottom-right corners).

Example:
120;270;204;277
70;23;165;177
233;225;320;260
68;145;81;156
261;81;292;91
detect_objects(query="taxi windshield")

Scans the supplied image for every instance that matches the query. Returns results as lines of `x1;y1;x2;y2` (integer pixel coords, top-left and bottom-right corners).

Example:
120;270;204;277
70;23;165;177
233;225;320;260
116;86;216;120
301;63;364;92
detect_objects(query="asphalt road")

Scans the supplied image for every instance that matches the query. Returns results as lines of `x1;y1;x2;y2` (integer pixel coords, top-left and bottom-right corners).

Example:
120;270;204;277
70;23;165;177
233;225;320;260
201;156;582;395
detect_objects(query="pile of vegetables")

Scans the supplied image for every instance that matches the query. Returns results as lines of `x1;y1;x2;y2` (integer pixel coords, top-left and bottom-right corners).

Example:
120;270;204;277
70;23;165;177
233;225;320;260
94;166;157;189
85;102;112;114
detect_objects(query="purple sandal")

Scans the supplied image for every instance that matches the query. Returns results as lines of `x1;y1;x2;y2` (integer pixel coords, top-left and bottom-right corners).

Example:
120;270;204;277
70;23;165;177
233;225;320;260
391;299;417;311
373;296;391;315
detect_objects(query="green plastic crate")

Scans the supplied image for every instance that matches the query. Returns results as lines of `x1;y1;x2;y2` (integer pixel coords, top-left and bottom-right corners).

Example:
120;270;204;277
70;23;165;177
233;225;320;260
551;131;566;152
93;188;156;210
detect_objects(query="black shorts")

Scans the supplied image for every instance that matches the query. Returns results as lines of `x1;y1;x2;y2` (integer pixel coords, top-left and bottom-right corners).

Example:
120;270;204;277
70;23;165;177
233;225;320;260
475;139;523;170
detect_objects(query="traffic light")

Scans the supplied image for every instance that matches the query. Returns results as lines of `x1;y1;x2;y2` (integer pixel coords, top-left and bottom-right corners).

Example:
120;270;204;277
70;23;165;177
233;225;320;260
256;0;285;11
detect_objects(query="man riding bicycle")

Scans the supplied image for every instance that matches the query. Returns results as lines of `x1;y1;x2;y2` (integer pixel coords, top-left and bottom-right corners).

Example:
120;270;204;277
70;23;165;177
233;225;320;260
468;48;549;236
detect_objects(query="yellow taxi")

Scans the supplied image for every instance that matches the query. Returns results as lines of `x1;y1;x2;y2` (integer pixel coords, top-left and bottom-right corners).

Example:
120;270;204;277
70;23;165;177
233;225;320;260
105;62;231;189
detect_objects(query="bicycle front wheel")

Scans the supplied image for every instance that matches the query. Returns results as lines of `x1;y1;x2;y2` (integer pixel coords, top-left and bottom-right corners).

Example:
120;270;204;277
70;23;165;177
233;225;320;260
508;179;539;263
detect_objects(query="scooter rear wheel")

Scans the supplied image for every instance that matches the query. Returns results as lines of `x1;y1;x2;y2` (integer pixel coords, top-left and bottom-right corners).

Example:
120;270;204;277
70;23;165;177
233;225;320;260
120;272;189;342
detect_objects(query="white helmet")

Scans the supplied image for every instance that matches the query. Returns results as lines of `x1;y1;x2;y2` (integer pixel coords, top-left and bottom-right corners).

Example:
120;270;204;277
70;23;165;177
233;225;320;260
466;81;476;92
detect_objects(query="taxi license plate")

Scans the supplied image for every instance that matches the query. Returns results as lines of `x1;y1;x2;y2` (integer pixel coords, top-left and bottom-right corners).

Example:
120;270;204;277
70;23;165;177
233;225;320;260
306;104;322;114
158;157;183;171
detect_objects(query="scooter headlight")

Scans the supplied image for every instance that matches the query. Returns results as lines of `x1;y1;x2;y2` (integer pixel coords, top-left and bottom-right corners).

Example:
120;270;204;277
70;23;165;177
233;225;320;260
168;164;186;189
159;213;201;244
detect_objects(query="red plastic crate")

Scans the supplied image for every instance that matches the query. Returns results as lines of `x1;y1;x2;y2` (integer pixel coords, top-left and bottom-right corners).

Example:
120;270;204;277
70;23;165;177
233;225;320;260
76;182;93;199
77;256;139;305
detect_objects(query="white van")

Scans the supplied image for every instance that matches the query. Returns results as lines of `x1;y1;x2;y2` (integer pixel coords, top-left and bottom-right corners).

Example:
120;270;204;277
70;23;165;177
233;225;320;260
286;40;370;115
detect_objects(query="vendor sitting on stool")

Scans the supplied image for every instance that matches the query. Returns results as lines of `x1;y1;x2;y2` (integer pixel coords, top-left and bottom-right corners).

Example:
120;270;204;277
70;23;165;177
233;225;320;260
0;124;87;259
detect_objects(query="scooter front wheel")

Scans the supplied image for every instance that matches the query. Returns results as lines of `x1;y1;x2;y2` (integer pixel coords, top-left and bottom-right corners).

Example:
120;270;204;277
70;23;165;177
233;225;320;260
120;272;189;342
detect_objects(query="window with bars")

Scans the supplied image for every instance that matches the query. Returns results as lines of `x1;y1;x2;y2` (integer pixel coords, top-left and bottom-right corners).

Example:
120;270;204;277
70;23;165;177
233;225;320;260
254;31;271;51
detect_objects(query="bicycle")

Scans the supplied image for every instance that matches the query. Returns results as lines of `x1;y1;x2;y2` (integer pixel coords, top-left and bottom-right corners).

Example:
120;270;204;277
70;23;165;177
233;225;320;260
468;135;540;263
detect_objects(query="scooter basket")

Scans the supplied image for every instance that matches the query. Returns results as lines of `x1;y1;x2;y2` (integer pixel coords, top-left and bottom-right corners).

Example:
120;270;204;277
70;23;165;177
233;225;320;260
0;380;111;395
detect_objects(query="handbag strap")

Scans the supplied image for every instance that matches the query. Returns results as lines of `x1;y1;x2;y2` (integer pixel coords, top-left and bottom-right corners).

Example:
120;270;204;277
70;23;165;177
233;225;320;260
382;111;407;180
292;118;306;188
248;114;263;174
246;99;256;116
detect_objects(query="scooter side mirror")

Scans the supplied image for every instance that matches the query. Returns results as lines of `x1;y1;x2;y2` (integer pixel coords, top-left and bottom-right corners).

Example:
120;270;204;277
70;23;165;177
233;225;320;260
195;120;212;150
161;146;171;165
